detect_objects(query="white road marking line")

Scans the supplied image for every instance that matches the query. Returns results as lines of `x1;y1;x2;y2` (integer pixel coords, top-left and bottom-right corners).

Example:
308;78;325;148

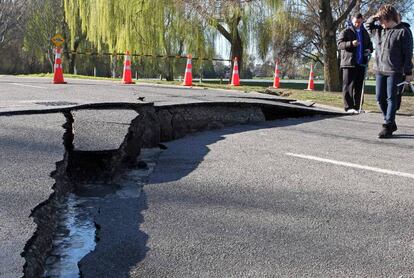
11;83;47;89
286;153;414;179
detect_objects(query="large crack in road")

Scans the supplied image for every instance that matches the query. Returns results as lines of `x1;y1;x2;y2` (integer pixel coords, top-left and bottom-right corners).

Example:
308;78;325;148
13;102;339;278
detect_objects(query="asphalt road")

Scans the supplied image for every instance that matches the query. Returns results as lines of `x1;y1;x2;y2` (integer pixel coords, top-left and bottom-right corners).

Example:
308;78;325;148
1;75;413;277
0;75;300;113
78;113;414;277
0;114;64;278
0;75;299;278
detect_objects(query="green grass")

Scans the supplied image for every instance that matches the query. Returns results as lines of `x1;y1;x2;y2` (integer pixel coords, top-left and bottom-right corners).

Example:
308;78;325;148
269;88;414;115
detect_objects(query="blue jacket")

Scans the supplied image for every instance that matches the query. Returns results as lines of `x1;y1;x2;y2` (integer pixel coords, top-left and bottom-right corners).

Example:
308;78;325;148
338;25;373;68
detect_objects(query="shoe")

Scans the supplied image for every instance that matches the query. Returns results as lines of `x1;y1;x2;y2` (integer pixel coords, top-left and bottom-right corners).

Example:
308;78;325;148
391;122;397;132
346;109;359;114
378;124;393;138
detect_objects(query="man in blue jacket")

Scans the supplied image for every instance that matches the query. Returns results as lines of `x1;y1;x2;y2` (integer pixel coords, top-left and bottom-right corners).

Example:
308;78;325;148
338;13;373;113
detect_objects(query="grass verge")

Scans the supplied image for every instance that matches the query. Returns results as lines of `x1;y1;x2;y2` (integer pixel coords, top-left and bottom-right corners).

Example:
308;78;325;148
19;74;414;115
266;88;414;116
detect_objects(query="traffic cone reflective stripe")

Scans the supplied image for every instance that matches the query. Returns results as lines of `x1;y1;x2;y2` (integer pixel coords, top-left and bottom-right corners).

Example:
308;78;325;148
231;57;240;86
183;54;193;86
122;51;135;84
273;61;280;88
305;64;315;91
53;48;66;84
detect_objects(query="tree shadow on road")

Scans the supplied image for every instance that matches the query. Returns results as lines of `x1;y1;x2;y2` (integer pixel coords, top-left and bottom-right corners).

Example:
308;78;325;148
149;115;338;185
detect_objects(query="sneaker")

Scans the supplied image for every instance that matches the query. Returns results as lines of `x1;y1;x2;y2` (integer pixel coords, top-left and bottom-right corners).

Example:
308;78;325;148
378;124;393;138
346;109;359;114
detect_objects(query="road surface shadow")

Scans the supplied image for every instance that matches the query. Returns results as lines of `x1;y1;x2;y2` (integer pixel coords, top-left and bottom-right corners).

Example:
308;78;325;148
392;134;414;139
150;115;339;185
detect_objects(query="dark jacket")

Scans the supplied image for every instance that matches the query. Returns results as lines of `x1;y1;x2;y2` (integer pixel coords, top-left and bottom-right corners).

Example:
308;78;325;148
401;22;413;41
365;16;413;76
338;25;373;68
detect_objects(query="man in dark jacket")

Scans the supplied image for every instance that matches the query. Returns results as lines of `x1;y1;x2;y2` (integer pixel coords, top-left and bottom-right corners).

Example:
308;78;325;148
365;5;413;138
338;13;373;113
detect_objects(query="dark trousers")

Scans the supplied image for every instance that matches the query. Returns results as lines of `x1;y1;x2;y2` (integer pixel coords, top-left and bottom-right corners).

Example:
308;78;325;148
375;73;403;124
342;66;366;111
396;75;405;111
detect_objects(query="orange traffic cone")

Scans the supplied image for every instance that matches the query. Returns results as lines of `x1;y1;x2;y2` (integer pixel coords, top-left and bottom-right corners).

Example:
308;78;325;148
53;47;66;84
183;54;193;86
122;51;135;84
305;64;315;91
231;57;240;86
273;60;280;88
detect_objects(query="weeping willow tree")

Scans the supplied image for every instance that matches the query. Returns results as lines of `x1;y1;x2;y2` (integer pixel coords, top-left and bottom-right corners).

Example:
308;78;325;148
63;0;214;80
255;2;309;78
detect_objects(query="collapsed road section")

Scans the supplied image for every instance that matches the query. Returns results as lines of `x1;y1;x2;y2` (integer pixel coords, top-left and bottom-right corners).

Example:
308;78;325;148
0;101;341;278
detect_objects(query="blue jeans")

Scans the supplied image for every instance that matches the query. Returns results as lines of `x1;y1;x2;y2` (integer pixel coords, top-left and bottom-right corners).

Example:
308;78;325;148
375;73;403;124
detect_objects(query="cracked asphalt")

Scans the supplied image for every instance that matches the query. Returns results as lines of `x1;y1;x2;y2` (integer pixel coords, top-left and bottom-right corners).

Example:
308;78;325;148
0;114;64;278
124;114;414;277
1;75;413;277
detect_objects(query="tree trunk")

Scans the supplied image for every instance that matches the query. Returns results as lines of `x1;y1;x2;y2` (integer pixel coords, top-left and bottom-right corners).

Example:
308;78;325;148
48;49;54;73
230;29;243;80
111;54;117;78
164;58;174;81
163;44;174;81
215;17;243;82
68;40;80;74
323;34;341;92
319;0;341;92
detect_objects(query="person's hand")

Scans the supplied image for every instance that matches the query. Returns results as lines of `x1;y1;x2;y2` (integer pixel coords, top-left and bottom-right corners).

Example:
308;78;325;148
364;49;371;56
405;75;413;82
352;40;359;47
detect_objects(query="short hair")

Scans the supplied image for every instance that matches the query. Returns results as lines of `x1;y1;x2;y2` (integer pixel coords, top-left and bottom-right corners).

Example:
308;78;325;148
352;12;363;19
377;5;399;23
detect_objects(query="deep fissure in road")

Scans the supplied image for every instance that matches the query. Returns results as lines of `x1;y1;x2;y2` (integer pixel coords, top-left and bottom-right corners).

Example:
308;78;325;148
21;102;337;277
